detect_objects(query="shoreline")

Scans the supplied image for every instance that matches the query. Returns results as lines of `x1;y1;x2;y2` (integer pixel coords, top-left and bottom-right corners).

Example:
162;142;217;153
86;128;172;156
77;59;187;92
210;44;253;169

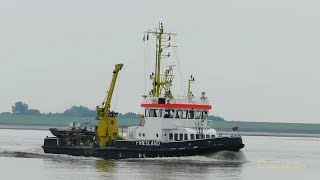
1;124;319;138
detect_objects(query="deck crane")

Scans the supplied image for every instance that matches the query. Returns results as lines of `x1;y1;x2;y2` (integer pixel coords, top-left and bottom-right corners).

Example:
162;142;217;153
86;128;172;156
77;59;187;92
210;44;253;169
96;63;123;147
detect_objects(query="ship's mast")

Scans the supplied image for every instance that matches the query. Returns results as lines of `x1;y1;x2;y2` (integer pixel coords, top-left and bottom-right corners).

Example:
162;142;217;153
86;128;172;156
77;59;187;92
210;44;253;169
187;75;195;102
145;23;176;97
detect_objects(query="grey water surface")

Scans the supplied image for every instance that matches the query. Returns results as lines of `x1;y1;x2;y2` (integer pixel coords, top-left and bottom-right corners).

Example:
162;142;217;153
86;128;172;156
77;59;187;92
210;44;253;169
0;129;319;180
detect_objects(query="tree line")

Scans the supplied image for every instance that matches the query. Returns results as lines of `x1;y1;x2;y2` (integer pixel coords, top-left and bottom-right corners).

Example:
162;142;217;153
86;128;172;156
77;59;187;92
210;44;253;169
1;101;139;118
1;101;225;121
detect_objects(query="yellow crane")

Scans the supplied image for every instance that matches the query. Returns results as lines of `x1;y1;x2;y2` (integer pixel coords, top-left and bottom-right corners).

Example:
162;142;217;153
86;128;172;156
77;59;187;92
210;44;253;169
96;63;123;147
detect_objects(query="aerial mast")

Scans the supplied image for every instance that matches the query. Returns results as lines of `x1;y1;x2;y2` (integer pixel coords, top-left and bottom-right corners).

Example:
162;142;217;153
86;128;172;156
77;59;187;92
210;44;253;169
145;23;176;97
187;75;195;102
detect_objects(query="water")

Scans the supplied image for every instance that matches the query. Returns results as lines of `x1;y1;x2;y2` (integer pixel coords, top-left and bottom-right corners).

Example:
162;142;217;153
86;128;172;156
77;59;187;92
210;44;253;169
0;129;319;180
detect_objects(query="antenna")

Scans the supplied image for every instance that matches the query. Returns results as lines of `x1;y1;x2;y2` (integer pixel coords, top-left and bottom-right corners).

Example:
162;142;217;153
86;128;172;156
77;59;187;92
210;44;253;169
145;23;177;97
187;75;195;102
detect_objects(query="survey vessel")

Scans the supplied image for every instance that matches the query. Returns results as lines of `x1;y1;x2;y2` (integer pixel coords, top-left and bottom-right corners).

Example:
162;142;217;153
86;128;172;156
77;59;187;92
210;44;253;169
42;24;244;159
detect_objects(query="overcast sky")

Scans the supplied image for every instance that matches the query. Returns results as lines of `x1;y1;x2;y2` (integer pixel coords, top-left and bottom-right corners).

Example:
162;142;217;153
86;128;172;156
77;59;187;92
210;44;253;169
1;0;319;123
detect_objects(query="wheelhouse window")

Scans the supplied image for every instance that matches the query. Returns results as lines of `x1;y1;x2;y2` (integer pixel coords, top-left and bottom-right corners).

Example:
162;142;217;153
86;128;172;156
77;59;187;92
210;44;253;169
159;109;163;117
188;110;194;119
201;111;208;119
196;134;201;139
211;135;215;138
164;109;174;118
190;134;195;140
144;109;148;117
174;133;178;141
169;133;173;140
206;134;210;138
181;110;188;119
175;110;181;118
149;109;158;117
194;111;201;119
179;133;183;141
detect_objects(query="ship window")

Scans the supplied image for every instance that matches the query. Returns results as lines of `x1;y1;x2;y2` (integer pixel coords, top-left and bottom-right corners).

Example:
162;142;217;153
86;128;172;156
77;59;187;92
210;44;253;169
202;134;205;139
169;133;173;140
145;109;148;117
164;134;167;136
164;109;174;118
149;109;158;117
139;133;141;137
188;110;194;119
184;134;188;140
143;133;145;137
174;133;178;141
181;110;188;119
206;134;210;138
179;133;183;141
159;109;163;117
190;134;195;140
201;111;208;119
211;135;215;138
175;110;181;118
194;111;201;119
156;134;159;137
196;134;200;139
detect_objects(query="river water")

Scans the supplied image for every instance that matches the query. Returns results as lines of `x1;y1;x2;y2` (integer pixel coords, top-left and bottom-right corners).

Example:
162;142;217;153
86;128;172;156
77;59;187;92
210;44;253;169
0;129;319;180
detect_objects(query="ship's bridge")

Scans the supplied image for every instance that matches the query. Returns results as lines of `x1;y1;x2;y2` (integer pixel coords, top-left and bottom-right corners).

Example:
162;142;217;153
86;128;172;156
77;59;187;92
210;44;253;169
141;96;212;109
125;96;214;142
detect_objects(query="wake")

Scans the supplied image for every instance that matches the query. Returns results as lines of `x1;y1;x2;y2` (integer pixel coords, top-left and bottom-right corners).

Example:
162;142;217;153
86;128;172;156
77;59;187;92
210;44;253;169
126;150;247;164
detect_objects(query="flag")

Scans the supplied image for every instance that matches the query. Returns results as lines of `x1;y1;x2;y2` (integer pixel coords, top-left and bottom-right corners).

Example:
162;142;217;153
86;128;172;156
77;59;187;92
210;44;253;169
232;125;239;131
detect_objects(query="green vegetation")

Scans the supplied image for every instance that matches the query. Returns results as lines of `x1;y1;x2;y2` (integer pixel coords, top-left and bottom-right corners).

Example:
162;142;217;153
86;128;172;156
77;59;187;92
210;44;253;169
1;101;140;127
1;101;320;134
0;114;137;127
209;120;320;134
11;102;41;115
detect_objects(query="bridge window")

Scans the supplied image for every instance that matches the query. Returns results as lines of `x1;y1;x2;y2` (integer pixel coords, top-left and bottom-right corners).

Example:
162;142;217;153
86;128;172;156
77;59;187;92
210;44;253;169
190;134;195;140
184;134;188;140
144;109;148;117
206;134;210;138
188;110;194;119
149;109;158;117
164;109;174;118
202;111;208;119
175;110;181;118
174;133;178;141
159;109;163;117
179;133;183;141
194;111;201;119
181;110;188;119
169;133;173;141
211;135;215;138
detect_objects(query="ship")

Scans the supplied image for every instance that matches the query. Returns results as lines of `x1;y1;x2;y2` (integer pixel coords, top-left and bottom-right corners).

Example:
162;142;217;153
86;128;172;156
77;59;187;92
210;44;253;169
42;24;244;159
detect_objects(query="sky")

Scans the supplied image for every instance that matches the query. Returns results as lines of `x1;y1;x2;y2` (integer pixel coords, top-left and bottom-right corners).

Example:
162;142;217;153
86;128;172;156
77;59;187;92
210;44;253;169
0;0;319;123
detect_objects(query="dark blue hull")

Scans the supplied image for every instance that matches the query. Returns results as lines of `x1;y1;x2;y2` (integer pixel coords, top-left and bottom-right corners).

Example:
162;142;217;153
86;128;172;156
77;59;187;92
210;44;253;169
42;136;244;159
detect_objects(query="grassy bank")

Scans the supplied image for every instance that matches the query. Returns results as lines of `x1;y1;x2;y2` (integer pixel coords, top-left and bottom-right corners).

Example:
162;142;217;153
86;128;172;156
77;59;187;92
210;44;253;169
210;120;320;134
0;114;319;134
0;114;137;127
